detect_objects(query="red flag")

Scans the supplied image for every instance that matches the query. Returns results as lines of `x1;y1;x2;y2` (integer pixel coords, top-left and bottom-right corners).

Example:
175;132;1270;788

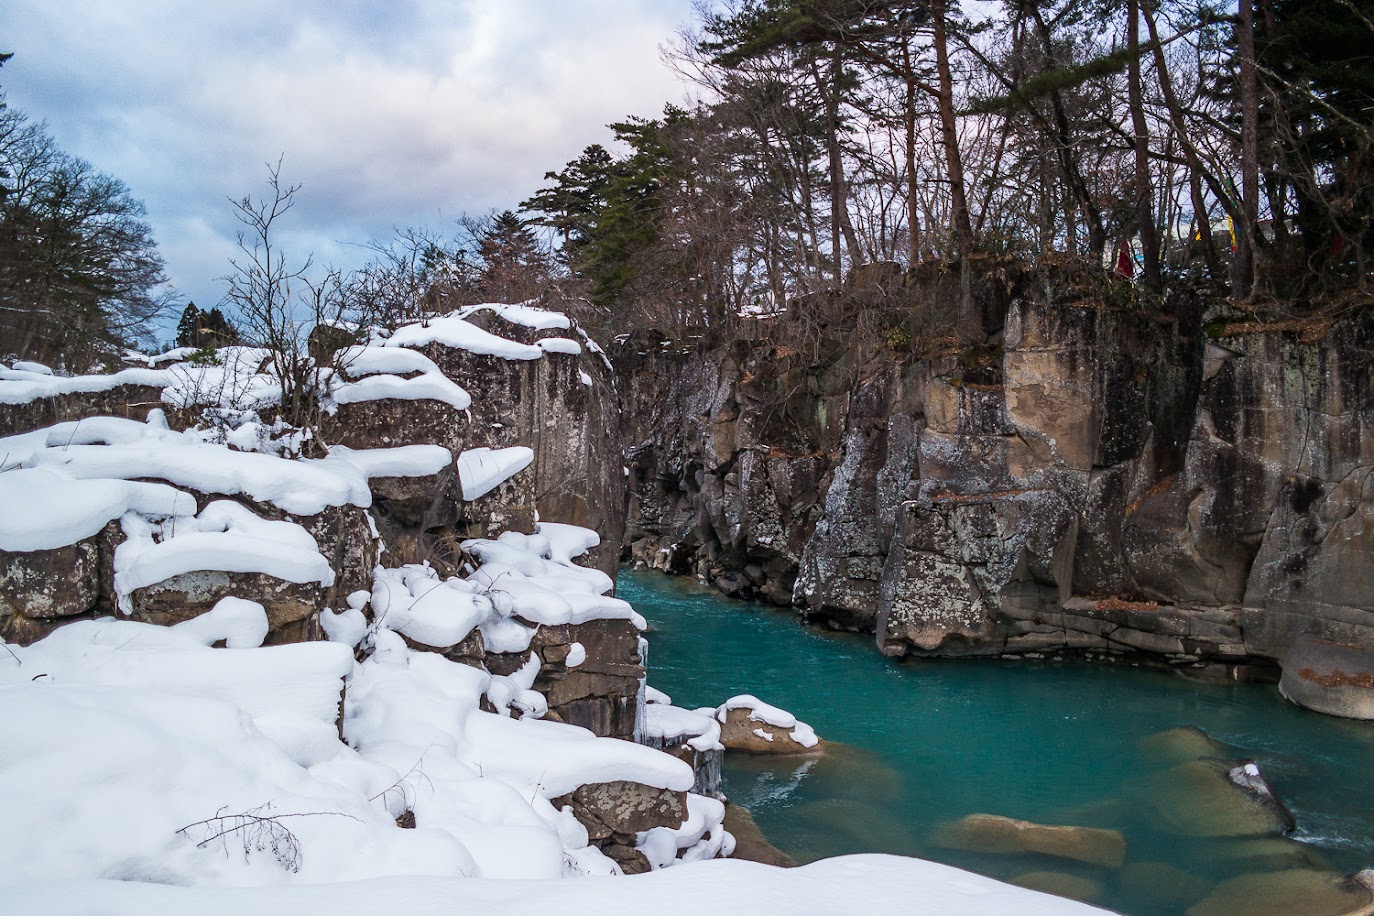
1115;240;1134;279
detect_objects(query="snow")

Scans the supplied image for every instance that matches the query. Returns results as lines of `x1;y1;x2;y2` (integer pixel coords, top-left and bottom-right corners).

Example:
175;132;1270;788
11;359;53;375
331;345;472;411
537;337;583;356
1;856;1109;915
30;438;373;516
148;347;200;367
160;347;278;412
639;793;731;867
173;597;270;649
114;501;336;610
0;306;1103;915
0;363;170;404
368;564;491;650
645;685;673;705
718;695;819;749
0;467;196;552
385;314;545;360
537;521;600;564
457;302;573;331
327;444;453;480
457;446;534;500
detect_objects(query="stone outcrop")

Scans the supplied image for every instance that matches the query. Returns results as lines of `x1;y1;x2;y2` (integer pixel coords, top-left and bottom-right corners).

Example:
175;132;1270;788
1280;637;1374;720
488;618;644;740
552;780;689;874
620;264;1374;707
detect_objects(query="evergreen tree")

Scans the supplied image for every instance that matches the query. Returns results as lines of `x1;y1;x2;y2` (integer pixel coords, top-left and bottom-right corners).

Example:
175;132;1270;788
174;302;202;347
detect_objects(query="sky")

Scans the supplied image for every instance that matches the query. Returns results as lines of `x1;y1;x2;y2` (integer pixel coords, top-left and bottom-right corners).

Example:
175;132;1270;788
0;0;700;339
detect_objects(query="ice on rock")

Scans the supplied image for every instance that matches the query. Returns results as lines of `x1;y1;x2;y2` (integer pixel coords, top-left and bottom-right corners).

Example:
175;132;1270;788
456;447;533;500
646;704;724;753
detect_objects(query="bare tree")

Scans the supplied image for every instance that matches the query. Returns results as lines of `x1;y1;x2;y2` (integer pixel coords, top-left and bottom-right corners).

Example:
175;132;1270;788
220;159;352;447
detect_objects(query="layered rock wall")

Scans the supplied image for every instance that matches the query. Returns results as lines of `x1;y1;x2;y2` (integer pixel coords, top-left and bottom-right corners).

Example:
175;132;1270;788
621;268;1373;686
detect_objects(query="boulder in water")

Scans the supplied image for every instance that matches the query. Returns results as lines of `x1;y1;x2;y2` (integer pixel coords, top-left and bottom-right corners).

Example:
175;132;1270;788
1140;758;1295;837
716;695;821;754
1280;637;1374;721
933;813;1127;869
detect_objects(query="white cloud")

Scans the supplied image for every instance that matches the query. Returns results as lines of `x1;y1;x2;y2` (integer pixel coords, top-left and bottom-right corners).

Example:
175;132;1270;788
1;0;697;327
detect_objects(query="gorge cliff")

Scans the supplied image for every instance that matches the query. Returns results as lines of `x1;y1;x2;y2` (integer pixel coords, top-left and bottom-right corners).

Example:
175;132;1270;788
619;262;1374;702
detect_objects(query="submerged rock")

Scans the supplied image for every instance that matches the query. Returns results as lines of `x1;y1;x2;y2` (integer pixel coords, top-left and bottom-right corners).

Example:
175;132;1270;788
1280;636;1374;721
1116;861;1211;909
722;803;796;867
793;798;925;858
933;814;1127;869
1139;725;1231;763
1185;868;1374;916
1208;835;1331;872
1011;871;1103;905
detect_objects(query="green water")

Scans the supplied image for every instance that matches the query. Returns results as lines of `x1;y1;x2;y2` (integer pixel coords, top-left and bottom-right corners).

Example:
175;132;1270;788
621;568;1374;915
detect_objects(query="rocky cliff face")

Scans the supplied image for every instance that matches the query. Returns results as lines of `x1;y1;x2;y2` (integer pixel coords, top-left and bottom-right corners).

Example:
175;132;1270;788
620;266;1374;694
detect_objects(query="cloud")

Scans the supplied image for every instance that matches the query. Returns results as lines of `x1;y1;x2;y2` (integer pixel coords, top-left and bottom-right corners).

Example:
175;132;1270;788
1;0;697;326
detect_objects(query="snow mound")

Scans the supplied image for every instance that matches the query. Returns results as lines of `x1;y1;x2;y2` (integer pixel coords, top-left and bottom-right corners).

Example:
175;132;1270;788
114;501;337;610
457;302;573;331
457;446;533;500
0;467;196;552
0;363;170;405
331;345;472;411
384;314;544;360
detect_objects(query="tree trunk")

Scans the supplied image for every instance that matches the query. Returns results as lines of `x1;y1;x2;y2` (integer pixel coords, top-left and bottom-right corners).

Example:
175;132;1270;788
1142;2;1223;278
902;39;923;267
1234;0;1260;298
1128;0;1163;289
933;0;974;260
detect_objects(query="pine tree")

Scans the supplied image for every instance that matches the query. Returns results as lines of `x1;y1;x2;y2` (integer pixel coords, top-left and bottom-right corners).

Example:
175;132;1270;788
174;302;202;348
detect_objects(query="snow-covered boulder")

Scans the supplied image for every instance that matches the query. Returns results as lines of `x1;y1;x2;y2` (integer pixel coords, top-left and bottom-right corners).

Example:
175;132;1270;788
716;695;821;754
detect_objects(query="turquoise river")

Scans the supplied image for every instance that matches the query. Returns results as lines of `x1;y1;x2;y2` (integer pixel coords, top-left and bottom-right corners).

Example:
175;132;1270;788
619;568;1374;915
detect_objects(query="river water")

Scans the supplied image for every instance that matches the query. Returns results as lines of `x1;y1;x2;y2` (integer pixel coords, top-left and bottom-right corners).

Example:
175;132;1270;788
620;568;1374;915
